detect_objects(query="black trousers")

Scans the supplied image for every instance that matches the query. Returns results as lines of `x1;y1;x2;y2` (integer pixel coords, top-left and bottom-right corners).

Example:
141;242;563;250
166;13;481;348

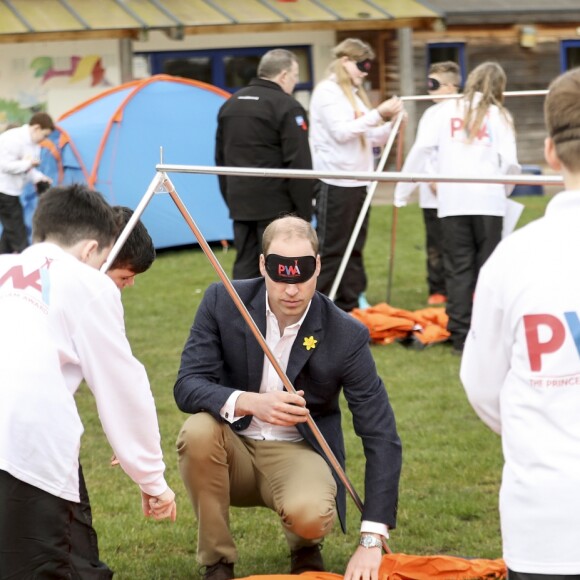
0;468;113;579
508;571;580;579
0;191;29;254
232;218;274;280
440;214;502;349
315;181;368;312
422;208;446;296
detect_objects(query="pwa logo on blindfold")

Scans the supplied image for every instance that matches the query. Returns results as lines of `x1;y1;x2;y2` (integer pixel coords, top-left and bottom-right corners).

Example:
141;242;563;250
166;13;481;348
264;254;316;284
278;260;301;279
524;313;580;371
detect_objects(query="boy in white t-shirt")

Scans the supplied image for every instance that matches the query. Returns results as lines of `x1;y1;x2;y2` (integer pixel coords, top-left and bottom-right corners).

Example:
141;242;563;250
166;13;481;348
395;61;462;306
0;184;176;578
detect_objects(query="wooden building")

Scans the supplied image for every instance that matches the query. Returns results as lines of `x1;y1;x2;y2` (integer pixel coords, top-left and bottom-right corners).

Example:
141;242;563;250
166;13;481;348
334;1;580;164
0;1;578;164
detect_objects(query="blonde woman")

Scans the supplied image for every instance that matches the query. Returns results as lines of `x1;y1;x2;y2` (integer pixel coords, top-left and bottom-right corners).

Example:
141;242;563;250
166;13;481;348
309;38;403;312
395;61;520;353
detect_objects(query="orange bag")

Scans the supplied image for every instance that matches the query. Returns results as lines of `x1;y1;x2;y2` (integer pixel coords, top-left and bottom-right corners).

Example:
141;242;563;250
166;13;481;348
239;553;506;580
378;553;506;579
350;303;450;346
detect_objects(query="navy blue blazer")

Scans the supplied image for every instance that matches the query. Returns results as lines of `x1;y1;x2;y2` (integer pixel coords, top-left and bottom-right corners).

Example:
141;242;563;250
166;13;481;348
174;278;402;530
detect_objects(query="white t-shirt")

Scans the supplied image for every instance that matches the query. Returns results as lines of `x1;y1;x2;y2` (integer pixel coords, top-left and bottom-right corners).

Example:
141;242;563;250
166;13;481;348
394;104;439;210
309;76;392;187
394;95;520;217
0;242;168;502
461;191;580;574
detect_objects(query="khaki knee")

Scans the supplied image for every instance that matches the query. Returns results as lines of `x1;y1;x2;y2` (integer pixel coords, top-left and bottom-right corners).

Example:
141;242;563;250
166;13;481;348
176;412;223;460
281;496;336;540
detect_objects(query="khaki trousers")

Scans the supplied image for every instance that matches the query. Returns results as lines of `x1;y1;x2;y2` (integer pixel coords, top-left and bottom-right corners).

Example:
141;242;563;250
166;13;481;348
176;413;337;566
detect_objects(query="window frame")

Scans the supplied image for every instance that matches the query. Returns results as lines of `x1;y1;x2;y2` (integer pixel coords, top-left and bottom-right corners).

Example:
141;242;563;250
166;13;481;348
135;45;313;93
426;42;466;88
560;39;580;72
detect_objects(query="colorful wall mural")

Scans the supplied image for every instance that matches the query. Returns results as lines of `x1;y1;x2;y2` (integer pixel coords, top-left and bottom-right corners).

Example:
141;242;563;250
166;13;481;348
0;48;115;130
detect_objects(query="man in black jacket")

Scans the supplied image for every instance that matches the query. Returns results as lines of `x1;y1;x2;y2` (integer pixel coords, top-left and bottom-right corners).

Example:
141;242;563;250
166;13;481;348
216;49;315;279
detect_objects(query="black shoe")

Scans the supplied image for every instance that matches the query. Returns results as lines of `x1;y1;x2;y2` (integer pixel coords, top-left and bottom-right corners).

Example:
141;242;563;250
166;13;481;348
202;560;234;580
290;544;325;574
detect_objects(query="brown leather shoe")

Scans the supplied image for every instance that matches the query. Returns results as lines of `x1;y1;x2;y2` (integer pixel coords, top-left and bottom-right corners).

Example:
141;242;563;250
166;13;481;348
202;560;234;580
290;545;325;574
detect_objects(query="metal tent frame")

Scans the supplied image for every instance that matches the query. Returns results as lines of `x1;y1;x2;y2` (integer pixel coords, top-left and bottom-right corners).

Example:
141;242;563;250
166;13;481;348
101;159;562;555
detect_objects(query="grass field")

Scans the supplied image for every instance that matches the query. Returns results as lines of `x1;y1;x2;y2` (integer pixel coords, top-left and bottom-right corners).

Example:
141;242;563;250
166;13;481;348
75;194;551;579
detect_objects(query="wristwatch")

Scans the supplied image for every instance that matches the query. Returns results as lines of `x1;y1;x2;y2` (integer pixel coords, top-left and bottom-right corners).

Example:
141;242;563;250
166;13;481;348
359;533;383;549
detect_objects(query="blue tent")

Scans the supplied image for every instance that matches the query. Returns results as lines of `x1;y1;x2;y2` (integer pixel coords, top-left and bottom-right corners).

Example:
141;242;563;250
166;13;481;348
21;75;233;249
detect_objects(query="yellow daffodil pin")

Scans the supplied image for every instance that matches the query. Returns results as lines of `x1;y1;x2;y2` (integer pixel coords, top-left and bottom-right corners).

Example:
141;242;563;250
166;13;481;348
303;336;317;351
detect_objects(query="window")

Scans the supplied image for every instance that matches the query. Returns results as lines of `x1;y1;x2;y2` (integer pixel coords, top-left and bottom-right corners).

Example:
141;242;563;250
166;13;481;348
561;40;580;71
223;55;261;88
162;56;212;84
137;46;313;93
426;42;466;88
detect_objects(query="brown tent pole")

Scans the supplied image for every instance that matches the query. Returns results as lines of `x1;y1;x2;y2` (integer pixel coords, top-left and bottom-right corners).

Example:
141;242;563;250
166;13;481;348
161;173;393;554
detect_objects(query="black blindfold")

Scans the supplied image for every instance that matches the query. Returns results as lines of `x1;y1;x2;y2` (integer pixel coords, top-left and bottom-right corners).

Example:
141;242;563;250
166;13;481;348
264;254;317;284
356;59;372;73
427;77;441;91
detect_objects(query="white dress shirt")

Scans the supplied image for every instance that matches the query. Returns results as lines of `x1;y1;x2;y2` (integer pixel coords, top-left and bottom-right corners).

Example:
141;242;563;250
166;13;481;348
220;294;309;440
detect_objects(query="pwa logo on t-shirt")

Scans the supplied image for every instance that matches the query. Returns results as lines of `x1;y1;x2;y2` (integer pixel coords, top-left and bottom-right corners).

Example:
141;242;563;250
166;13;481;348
0;265;42;292
0;259;52;305
524;313;580;371
450;117;490;143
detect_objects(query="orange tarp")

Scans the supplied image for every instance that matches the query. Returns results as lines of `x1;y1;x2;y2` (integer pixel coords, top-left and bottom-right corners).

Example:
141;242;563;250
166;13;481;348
240;553;506;580
350;303;450;347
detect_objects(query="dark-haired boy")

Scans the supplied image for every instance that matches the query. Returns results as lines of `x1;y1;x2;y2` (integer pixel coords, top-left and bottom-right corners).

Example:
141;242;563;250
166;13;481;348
0;184;176;578
108;205;156;289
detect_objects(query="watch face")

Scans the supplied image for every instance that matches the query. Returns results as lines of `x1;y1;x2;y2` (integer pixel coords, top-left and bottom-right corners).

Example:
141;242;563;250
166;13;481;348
360;535;381;548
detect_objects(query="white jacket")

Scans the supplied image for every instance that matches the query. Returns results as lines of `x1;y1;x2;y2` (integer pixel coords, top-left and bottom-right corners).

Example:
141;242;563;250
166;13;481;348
461;191;580;574
394;95;520;216
0;243;168;502
309;77;392;187
0;124;47;196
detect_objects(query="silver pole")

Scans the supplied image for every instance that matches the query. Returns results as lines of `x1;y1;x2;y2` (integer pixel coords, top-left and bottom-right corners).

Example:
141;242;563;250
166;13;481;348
156;163;563;186
328;113;405;302
100;172;165;273
400;89;548;102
